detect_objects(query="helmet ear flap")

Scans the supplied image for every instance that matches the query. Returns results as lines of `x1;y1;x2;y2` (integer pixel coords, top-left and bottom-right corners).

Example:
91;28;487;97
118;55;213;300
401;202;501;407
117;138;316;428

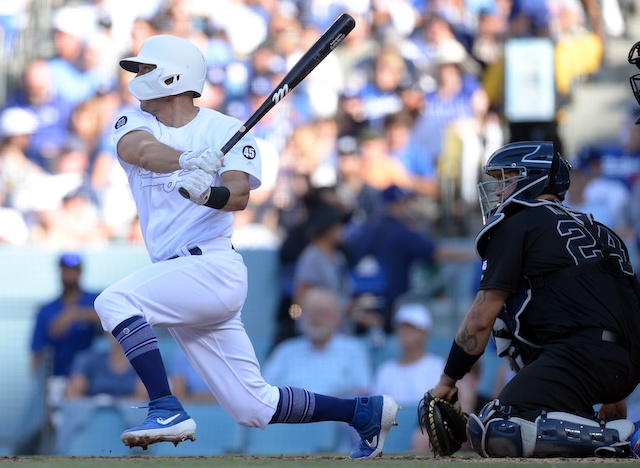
548;151;559;192
541;152;571;200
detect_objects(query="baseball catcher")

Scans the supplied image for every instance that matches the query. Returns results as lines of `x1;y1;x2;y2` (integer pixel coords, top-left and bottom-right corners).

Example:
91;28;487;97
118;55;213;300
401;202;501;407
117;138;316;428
418;139;640;458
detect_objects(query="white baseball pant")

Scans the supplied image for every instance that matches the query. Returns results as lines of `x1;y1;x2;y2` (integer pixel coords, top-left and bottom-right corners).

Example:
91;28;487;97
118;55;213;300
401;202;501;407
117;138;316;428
93;237;280;428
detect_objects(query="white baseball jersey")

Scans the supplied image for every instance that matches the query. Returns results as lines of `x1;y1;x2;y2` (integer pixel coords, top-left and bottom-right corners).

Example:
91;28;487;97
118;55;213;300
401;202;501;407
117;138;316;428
112;107;262;262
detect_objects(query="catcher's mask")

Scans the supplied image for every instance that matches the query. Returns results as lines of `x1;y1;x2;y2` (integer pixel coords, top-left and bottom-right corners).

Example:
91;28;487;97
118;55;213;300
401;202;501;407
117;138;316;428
628;41;640;124
477;141;571;222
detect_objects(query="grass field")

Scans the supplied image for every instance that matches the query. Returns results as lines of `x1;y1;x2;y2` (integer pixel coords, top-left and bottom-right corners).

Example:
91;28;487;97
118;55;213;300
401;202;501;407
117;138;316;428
3;454;639;468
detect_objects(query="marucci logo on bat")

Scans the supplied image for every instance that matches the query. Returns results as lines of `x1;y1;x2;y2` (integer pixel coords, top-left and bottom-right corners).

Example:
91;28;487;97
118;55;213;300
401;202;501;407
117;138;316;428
271;84;290;104
330;33;347;50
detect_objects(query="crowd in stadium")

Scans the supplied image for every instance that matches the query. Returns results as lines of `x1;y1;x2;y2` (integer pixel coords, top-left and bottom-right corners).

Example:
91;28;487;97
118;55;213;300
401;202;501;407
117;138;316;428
1;0;637;249
5;0;640;456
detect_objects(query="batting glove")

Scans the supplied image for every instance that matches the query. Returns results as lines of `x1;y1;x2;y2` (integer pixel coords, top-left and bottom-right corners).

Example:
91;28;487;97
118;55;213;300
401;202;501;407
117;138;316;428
179;168;214;205
178;147;224;174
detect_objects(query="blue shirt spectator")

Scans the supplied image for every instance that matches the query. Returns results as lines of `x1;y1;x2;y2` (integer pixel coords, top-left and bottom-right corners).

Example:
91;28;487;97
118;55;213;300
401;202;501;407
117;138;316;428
345;186;437;331
5;59;74;169
30;253;102;377
65;335;144;398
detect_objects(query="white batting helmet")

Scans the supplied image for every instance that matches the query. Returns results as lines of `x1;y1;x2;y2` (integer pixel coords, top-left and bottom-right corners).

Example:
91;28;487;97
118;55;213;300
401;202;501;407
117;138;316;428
120;35;206;101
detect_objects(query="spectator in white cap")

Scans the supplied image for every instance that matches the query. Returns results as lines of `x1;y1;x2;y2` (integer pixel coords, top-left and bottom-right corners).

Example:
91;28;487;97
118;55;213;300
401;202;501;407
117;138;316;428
0;107;44;208
372;302;444;405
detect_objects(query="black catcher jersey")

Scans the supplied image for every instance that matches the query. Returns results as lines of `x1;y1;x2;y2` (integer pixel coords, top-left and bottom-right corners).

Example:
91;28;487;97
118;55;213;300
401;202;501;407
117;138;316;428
477;199;640;349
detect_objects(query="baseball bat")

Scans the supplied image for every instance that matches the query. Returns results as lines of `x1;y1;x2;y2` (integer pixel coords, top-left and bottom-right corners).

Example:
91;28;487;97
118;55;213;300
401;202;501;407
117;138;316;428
179;13;356;199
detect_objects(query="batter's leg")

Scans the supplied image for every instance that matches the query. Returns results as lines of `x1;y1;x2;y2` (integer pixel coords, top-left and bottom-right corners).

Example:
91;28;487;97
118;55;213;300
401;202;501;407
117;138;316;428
168;318;400;459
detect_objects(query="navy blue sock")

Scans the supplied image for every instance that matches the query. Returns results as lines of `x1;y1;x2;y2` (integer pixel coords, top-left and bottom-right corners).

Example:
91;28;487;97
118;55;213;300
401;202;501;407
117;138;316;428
269;387;356;424
112;316;171;401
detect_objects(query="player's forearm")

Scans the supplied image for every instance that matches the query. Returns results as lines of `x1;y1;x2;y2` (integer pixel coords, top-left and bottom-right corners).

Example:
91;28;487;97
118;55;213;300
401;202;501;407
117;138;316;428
217;178;249;211
137;139;183;173
118;132;183;173
455;289;507;355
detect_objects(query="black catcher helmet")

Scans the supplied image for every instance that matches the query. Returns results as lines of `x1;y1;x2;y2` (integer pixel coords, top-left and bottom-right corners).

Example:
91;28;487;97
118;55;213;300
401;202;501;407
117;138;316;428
628;41;640;123
477;141;571;222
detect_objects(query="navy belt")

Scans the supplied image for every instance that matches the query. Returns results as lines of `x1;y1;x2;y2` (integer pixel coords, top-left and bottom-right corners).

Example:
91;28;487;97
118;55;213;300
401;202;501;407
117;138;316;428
168;246;202;260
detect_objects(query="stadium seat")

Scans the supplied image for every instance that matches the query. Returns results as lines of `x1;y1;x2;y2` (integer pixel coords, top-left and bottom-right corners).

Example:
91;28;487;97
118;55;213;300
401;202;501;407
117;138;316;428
244;421;341;455
55;400;148;456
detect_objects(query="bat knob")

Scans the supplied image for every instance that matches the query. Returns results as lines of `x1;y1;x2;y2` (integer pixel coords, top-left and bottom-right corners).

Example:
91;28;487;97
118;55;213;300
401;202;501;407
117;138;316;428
179;187;191;199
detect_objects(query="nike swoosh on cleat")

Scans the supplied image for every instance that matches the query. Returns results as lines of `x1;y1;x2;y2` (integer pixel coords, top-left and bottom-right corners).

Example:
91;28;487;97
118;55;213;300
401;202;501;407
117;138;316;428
365;435;378;448
156;414;181;425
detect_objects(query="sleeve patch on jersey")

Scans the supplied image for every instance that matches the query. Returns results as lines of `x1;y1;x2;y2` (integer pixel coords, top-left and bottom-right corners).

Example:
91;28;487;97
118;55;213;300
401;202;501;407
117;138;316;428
242;145;256;159
115;116;128;129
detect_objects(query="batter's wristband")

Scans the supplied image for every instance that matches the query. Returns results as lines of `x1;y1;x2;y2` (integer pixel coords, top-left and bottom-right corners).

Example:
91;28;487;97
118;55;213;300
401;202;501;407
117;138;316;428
204;186;231;209
443;341;482;381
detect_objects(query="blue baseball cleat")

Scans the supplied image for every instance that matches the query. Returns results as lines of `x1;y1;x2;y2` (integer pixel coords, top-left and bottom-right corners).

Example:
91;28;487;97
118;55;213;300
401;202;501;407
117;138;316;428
121;395;197;450
349;395;400;459
630;421;640;458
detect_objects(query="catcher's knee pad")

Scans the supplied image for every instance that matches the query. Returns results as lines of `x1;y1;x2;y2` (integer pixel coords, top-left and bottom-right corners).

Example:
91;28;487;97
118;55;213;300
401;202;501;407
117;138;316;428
467;411;535;457
468;403;633;458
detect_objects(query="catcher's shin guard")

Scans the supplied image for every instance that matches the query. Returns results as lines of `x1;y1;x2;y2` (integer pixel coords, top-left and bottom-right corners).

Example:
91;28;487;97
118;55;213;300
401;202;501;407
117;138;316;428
468;403;634;458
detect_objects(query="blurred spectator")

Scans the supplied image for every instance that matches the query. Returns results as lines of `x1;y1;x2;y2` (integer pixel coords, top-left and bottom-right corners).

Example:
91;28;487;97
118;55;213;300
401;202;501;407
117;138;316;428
355;46;412;132
295;22;345;121
357;127;411;191
30;187;108;250
0;106;44;209
566;154;631;232
292;200;353;313
334;134;382;228
437;75;503;236
0;0;28;54
332;8;378;84
89;67;139;241
263;287;371;397
4;59;73;169
410;39;483;167
345;185;438;332
126;16;161;57
48;5;101;106
372;302;444;404
0;195;28;244
65;333;146;399
30;252;102;379
263;285;372;451
169;349;217;403
382;110;439;200
272;186;344;347
470;6;507;71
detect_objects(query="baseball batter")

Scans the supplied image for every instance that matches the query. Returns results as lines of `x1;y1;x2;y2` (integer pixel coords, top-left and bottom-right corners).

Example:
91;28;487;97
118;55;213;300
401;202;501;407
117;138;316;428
92;34;399;459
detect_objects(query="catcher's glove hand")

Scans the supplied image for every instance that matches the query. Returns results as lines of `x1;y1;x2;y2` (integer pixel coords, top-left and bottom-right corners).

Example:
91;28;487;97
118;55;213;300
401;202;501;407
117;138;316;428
418;389;468;456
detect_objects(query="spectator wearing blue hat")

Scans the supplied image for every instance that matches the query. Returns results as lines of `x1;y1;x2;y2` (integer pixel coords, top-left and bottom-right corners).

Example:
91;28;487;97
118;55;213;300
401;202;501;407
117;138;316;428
345;185;438;334
30;252;103;379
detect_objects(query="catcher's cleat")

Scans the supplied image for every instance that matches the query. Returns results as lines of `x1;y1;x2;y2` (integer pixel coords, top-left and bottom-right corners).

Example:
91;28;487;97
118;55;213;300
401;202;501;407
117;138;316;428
349;395;401;459
121;395;197;450
630;421;640;458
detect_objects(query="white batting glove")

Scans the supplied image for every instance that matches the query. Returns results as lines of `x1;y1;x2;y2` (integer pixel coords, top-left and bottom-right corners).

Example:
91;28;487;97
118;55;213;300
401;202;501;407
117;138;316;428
178;147;224;174
179;168;214;205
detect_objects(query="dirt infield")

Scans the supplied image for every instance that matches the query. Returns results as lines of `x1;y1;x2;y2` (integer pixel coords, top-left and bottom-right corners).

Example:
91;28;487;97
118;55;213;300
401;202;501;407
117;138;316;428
2;455;639;467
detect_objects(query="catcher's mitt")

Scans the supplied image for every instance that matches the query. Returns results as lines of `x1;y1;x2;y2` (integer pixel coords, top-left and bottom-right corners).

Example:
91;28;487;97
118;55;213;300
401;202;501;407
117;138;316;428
418;389;468;456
